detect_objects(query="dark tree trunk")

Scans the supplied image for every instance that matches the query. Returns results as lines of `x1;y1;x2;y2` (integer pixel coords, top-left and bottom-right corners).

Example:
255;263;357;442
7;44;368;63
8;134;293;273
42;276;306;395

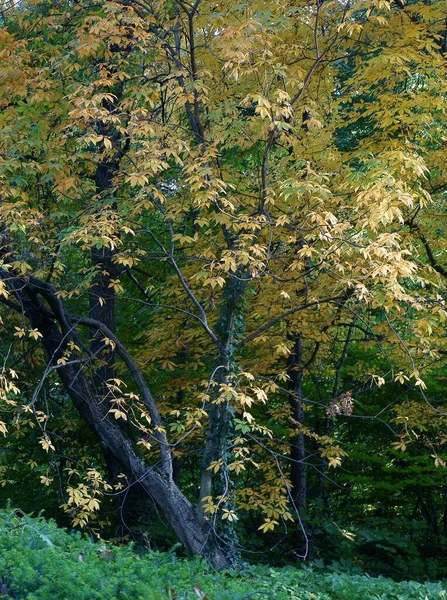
89;243;131;539
4;274;230;568
287;335;307;511
90;143;124;531
197;278;246;565
89;246;116;380
89;131;127;538
289;399;307;510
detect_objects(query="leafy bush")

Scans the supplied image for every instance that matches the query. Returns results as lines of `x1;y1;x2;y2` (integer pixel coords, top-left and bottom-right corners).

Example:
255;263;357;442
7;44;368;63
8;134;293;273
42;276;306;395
0;511;445;600
308;518;447;582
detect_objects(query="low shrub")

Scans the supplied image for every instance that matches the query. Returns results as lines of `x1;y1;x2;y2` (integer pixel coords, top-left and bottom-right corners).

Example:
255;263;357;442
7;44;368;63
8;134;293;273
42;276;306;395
0;510;445;600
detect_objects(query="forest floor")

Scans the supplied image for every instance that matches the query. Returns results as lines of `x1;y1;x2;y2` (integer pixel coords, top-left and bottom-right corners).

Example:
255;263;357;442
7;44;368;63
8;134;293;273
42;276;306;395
0;510;445;600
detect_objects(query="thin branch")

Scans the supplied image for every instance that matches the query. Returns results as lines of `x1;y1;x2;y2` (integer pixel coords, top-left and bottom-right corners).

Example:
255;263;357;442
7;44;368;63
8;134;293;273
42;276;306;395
239;294;349;347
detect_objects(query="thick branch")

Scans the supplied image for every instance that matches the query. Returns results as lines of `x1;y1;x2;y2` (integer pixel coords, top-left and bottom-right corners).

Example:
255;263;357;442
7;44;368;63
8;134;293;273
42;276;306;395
73;315;172;476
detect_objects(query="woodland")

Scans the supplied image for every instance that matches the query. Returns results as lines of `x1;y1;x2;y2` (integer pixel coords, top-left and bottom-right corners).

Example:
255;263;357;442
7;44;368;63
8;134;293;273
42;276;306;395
0;0;446;592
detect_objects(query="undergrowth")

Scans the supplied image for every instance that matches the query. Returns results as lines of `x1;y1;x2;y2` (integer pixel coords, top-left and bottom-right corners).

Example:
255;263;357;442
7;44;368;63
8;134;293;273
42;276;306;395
0;510;445;600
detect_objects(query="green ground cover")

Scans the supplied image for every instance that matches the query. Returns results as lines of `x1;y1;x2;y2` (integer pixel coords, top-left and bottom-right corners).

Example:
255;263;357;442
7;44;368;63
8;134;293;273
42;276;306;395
0;511;445;600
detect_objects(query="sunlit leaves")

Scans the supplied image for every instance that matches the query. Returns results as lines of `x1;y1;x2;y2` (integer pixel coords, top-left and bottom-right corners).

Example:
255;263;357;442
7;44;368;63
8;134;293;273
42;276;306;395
0;0;445;545
39;436;55;453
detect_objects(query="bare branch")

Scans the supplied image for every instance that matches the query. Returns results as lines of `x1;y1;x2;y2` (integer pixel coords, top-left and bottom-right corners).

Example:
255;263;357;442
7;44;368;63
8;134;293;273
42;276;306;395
239;294;349;347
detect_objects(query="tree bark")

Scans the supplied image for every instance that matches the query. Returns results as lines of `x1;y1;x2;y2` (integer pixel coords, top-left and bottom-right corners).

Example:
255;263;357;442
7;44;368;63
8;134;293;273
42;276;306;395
198;277;246;564
287;335;307;511
2;272;230;568
89;138;125;538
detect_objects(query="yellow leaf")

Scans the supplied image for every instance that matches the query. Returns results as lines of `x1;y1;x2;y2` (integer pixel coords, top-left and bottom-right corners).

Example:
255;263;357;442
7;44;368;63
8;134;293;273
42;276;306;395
88;498;101;511
39;436;55;452
207;459;223;473
28;329;43;340
258;519;278;533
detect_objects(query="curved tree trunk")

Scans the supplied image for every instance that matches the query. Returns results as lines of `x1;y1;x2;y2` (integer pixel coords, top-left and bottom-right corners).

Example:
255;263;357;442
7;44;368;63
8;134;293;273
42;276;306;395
4;273;230;569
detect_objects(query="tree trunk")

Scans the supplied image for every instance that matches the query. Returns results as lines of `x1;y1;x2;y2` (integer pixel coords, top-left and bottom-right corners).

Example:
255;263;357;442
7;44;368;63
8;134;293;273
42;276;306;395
198;278;246;564
89;138;126;538
289;399;307;510
10;276;230;568
59;363;227;566
89;245;132;540
287;335;307;511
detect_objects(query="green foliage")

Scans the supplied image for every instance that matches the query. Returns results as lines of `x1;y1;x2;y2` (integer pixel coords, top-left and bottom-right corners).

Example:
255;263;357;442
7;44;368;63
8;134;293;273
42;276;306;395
0;510;445;600
309;518;447;582
0;0;446;571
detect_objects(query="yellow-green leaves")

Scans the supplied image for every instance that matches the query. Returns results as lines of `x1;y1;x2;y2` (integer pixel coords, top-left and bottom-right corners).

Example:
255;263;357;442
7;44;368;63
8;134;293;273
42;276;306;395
0;0;446;548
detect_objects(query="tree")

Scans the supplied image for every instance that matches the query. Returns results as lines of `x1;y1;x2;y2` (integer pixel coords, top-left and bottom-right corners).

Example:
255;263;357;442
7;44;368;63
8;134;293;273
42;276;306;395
0;0;446;566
